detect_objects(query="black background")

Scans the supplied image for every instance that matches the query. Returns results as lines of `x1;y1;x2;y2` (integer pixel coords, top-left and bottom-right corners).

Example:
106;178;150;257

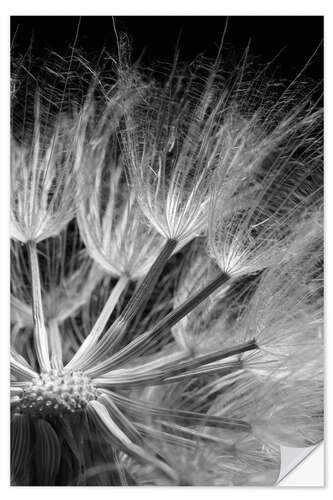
11;16;323;81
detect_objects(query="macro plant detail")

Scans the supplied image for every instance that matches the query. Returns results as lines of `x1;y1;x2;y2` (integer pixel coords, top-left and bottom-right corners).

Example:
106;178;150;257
10;29;323;486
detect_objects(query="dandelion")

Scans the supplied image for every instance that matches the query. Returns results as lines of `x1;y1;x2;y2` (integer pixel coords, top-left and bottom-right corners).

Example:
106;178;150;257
208;104;323;279
121;62;220;247
11;36;323;486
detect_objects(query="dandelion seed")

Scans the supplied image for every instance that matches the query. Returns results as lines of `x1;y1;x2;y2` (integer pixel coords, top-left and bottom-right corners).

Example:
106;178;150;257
208;95;323;278
121;62;227;247
11;101;87;245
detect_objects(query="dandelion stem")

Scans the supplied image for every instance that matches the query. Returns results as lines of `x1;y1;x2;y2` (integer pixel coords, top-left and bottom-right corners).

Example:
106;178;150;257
87;271;233;375
27;241;51;371
71;238;177;371
94;342;254;384
114;271;232;366
108;238;177;344
48;318;63;370
66;274;129;371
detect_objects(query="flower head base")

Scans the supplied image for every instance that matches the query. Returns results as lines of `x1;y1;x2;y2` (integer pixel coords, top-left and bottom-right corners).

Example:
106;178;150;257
10;40;323;486
14;370;97;418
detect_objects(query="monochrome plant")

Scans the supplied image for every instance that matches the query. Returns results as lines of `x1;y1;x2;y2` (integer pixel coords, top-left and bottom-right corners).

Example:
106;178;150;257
10;36;323;486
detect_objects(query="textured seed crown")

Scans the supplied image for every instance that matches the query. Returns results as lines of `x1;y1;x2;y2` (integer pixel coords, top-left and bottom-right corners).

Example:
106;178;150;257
17;370;97;417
